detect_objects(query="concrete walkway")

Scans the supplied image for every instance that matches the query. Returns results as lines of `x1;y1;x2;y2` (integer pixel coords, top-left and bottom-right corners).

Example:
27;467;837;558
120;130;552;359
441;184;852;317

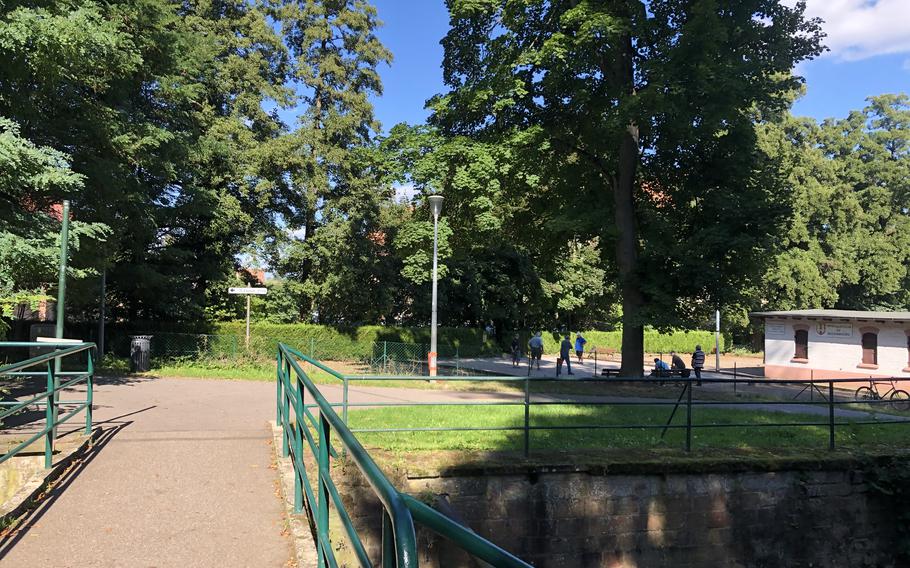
0;377;294;568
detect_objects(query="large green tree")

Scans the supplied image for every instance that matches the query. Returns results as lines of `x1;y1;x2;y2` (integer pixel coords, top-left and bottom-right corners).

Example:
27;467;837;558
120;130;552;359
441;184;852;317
0;0;294;321
433;0;824;374
764;94;910;312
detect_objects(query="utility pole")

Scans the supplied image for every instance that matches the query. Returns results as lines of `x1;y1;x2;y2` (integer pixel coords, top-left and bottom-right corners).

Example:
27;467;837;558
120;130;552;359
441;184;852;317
428;195;444;377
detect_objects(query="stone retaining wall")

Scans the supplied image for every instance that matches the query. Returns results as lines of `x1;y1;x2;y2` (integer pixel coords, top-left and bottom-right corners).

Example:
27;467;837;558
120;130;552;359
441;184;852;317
336;461;900;567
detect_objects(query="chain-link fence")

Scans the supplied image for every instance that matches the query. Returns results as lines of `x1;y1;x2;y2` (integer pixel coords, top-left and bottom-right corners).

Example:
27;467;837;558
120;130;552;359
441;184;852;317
105;332;493;375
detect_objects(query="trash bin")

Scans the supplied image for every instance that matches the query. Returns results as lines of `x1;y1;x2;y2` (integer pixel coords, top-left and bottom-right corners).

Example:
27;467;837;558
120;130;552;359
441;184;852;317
130;335;152;372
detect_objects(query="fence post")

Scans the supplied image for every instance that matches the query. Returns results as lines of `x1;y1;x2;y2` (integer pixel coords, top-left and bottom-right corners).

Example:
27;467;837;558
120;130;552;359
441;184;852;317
85;349;94;435
594;349;598;376
828;381;835;451
810;369;815;402
685;379;693;452
383;341;388;373
45;361;56;469
524;377;531;458
317;413;331;567
733;362;737;394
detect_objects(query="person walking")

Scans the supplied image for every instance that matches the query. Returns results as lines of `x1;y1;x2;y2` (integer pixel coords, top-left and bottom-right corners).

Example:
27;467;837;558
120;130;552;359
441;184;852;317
557;334;574;377
528;332;544;370
691;345;706;385
574;333;587;364
510;334;521;368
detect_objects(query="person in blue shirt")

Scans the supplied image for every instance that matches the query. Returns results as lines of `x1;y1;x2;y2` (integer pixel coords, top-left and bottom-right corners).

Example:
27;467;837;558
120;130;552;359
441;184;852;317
574;334;587;364
653;358;670;371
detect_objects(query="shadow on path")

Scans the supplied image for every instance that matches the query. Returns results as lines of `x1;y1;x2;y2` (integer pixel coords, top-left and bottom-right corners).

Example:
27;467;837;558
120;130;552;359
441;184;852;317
0;422;129;559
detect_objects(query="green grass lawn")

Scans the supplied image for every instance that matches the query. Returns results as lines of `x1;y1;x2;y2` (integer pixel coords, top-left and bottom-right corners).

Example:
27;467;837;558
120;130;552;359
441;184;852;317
345;404;909;452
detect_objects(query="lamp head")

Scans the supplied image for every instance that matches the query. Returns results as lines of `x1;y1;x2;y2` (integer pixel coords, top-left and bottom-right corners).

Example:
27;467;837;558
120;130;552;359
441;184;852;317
428;195;444;218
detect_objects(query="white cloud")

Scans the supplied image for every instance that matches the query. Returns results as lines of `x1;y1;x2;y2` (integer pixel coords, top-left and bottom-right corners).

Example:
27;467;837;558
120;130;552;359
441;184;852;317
786;0;910;61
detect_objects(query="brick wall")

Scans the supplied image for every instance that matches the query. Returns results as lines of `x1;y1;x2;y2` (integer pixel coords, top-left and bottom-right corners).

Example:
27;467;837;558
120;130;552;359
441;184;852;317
334;463;899;568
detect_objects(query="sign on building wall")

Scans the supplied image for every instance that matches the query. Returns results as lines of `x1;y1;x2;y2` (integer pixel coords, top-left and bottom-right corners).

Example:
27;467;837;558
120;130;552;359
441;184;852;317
815;323;853;338
766;323;787;337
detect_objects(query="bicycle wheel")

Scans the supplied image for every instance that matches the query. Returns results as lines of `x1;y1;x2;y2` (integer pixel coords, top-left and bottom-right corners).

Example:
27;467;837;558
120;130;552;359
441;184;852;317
855;386;876;402
890;390;910;412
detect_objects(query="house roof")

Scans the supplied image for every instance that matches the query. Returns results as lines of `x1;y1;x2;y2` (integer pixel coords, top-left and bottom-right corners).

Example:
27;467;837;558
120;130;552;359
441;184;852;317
750;309;910;323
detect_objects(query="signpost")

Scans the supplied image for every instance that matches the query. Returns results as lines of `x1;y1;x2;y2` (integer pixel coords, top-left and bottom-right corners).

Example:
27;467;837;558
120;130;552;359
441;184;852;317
228;287;267;348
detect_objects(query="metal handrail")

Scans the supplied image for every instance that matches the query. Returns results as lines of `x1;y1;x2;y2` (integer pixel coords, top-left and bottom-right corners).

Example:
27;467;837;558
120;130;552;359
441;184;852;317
0;342;95;468
277;343;531;568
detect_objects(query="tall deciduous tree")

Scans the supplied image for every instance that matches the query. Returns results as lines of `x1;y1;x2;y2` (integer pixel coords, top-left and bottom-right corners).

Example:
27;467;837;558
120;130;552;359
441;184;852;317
434;0;823;374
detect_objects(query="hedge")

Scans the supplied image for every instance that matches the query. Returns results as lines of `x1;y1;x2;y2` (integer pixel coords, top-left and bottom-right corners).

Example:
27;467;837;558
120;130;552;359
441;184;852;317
536;329;723;356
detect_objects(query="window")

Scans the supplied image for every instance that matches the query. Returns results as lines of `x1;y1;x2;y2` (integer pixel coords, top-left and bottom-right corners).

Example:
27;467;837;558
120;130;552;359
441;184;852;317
861;332;877;366
794;329;808;360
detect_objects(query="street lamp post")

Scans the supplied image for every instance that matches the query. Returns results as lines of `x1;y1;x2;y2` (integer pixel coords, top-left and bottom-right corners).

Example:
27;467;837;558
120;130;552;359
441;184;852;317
428;195;443;377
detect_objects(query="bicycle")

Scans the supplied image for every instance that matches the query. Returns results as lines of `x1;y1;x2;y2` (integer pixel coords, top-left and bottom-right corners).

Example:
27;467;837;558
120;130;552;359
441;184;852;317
854;378;910;412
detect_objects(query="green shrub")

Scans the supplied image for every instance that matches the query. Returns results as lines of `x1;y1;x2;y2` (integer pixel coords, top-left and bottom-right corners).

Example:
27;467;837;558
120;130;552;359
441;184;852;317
539;329;723;356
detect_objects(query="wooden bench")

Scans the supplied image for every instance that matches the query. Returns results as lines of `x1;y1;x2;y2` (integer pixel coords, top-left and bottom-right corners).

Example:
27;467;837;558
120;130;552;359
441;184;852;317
601;368;622;377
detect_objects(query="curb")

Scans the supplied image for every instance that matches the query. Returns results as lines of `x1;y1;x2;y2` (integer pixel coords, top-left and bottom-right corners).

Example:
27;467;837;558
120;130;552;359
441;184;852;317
270;421;318;568
0;427;103;527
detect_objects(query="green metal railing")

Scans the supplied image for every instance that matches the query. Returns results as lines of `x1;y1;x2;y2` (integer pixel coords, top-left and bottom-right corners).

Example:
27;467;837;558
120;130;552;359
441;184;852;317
276;343;532;568
0;342;95;468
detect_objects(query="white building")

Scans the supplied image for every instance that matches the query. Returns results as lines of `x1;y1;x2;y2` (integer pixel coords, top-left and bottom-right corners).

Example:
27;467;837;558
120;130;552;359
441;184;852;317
750;310;910;380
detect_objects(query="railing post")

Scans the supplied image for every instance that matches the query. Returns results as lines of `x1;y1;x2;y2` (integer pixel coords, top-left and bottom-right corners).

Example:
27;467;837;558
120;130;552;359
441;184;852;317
317;413;331;568
383;341;388;373
810;369;814;402
828;381;835;451
343;377;349;426
294;375;305;513
276;351;282;425
524;377;531;458
45;362;56;468
85;349;94;434
685;378;693;452
733;362;737;394
594;349;598;376
282;362;291;458
382;511;395;568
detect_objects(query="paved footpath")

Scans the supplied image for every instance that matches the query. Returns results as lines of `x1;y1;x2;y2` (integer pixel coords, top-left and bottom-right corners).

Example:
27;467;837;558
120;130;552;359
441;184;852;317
0;377;294;568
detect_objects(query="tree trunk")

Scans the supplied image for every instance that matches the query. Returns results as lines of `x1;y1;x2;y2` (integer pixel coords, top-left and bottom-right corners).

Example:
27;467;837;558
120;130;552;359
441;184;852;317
614;33;644;377
615;124;644;377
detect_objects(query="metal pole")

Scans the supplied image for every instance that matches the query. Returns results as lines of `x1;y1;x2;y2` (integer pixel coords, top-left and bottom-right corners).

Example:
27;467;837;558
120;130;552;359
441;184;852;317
733;362;737;394
53;200;69;439
828;381;835;450
714;309;720;372
524;378;530;458
245;295;251;349
98;269;106;359
686;380;693;452
430;211;439;377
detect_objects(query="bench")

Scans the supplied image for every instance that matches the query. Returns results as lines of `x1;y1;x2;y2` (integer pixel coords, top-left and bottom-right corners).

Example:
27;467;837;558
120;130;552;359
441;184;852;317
601;368;621;377
649;368;691;379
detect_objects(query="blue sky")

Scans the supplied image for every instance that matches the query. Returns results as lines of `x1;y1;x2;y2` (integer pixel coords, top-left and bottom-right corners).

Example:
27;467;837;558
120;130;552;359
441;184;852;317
369;0;910;131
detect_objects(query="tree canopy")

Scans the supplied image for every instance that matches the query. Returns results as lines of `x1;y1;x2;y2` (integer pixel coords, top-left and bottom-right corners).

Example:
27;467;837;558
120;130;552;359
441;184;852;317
0;0;907;371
